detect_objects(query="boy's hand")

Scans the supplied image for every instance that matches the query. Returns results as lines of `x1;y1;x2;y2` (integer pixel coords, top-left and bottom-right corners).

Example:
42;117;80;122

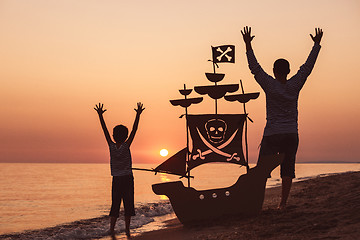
94;103;107;115
135;102;145;114
241;26;255;45
310;28;323;45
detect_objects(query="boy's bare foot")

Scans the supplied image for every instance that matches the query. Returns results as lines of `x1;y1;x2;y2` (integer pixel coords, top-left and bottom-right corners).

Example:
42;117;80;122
125;229;131;238
108;229;115;236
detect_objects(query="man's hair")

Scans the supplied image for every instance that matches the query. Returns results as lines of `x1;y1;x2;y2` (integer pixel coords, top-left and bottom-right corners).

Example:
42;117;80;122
113;125;128;143
273;58;290;75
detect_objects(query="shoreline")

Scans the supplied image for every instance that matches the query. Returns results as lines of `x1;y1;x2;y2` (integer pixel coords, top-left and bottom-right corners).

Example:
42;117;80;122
132;171;360;240
1;171;359;239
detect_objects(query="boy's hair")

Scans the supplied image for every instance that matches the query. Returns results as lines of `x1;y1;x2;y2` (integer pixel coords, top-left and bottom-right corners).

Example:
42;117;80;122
273;58;290;75
113;125;128;143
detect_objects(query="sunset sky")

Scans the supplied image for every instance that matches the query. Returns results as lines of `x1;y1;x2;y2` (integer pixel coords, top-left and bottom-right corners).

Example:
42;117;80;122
1;0;359;164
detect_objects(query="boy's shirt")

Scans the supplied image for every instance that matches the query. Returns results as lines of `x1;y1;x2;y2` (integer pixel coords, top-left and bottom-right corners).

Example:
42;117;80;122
108;141;133;176
246;45;321;136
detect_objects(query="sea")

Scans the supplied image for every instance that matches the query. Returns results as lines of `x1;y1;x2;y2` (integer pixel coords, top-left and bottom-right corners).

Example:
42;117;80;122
0;162;359;239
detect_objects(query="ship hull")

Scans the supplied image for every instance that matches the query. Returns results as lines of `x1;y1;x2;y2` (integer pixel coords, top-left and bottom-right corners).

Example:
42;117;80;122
152;154;283;225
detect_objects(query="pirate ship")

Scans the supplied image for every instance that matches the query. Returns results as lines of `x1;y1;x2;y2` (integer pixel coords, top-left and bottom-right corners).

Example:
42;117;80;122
137;45;283;225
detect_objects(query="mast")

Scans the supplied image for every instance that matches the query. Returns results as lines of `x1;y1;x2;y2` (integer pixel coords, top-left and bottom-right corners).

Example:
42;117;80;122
196;45;237;115
183;84;191;187
152;44;259;179
168;85;203;187
240;80;249;172
223;82;260;172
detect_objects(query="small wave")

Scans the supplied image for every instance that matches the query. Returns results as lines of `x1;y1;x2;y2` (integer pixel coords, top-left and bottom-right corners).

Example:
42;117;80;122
0;201;173;240
295;172;343;182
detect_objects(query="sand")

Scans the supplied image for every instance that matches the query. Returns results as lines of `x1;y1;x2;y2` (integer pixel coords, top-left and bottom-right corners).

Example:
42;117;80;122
132;171;360;240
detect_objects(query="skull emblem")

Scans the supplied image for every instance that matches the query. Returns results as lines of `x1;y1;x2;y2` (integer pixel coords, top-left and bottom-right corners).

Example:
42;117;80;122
205;119;227;143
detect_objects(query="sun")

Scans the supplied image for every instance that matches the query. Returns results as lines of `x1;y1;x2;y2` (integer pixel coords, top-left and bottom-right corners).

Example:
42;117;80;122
159;149;169;157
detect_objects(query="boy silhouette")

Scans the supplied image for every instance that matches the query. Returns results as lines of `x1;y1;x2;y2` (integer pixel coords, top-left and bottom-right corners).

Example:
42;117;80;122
241;26;323;209
95;102;145;236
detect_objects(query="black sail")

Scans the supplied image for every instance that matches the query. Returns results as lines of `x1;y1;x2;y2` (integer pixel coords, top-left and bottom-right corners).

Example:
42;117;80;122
187;114;247;171
154;148;187;177
194;84;238;100
224;92;260;103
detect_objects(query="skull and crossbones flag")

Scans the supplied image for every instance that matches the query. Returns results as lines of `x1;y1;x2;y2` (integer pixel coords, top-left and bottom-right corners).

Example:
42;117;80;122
187;114;247;170
212;45;235;63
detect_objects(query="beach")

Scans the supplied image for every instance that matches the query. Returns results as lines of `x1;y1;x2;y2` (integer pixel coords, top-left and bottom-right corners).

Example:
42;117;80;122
132;171;360;240
1;167;359;239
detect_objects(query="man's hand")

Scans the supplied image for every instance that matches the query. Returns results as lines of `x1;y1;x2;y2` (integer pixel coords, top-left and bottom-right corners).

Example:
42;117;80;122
310;28;323;45
241;26;255;51
134;102;145;115
94;103;107;115
241;26;255;44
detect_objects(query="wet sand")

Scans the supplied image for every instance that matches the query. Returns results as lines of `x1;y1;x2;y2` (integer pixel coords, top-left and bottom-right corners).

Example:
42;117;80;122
132;171;360;240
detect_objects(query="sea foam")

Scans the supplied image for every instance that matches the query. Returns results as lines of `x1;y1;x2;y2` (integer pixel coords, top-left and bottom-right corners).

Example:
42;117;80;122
0;201;173;240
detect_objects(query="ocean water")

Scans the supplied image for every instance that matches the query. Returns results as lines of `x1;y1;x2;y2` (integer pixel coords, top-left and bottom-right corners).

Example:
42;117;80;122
0;162;359;239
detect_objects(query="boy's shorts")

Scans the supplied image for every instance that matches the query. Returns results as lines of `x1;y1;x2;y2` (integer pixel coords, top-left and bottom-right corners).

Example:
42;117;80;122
258;133;299;178
109;175;135;218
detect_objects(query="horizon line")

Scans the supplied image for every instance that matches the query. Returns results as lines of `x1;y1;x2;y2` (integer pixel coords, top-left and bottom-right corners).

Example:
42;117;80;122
0;161;359;164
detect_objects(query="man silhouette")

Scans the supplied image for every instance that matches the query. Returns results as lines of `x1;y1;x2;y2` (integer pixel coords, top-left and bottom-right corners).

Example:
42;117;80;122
241;26;323;209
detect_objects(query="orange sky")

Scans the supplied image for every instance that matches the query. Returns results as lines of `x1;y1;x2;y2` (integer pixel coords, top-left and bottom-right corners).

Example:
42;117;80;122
0;0;359;164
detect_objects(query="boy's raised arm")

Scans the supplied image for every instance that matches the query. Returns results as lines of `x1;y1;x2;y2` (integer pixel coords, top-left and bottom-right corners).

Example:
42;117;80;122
126;102;145;147
94;103;112;144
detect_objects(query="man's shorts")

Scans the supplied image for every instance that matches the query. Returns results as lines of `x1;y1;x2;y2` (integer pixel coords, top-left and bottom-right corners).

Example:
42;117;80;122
258;133;299;178
109;175;135;218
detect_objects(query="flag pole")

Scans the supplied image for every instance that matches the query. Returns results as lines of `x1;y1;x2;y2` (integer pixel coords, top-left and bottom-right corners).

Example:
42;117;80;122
213;61;218;115
132;168;194;178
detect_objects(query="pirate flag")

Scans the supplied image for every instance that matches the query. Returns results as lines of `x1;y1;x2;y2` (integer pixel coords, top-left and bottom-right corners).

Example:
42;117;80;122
212;45;235;63
187;114;247;170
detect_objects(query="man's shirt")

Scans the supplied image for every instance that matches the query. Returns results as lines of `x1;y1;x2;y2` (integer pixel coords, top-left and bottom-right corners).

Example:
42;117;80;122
246;45;321;136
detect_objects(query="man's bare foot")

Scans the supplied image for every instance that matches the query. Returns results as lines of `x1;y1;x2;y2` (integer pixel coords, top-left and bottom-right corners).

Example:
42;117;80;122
277;203;286;211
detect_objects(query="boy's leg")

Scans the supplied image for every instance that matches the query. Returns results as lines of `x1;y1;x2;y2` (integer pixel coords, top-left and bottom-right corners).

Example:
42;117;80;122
123;175;135;236
279;133;299;209
110;217;117;235
125;216;131;236
109;177;121;233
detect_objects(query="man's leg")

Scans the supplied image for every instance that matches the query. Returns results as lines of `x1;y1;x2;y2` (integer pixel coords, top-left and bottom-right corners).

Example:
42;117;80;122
257;135;279;178
279;176;292;209
279;133;299;209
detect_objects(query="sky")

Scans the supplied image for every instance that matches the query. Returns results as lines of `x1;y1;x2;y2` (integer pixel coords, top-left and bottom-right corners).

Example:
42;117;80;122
0;0;359;164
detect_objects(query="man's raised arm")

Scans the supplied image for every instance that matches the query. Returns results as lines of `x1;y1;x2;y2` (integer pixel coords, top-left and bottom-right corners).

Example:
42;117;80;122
241;26;255;52
241;26;271;90
294;28;323;90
